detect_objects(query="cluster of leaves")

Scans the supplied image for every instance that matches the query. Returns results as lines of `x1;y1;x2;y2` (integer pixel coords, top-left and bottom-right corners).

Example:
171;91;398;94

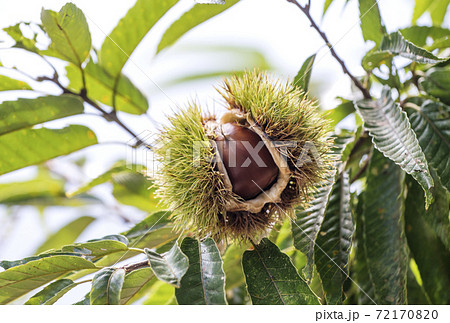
0;0;449;305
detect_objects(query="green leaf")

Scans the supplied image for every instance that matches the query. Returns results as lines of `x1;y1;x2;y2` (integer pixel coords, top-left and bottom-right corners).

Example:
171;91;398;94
420;68;450;105
142;280;176;305
112;172;162;212
157;0;240;53
145;243;189;287
361;50;392;71
407;100;450;193
41;3;91;66
52;235;129;260
0;125;97;176
353;194;376;305
355;87;434;206
405;176;450;304
380;31;446;64
35;216;95;254
223;244;247;290
292;54;316;93
123;210;178;250
67;164;138;197
358;0;385;46
0;176;64;204
0;256;96;304
25;279;76;305
400;26;450;48
1;235;129;272
90;268;126;305
326;99;356;128
0;75;31;91
0;95;84;136
65;62;148;115
412;0;450;26
120;267;155;305
99;0;178;77
292;136;352;279
73;293;90;305
360;150;408;304
323;0;334;16
3;23;39;53
175;237;226;305
314;171;353;305
243;238;319;305
407;268;431;305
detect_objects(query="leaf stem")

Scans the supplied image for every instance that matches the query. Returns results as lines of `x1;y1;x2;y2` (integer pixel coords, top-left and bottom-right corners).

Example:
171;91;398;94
122;259;150;273
287;0;371;99
128;247;146;253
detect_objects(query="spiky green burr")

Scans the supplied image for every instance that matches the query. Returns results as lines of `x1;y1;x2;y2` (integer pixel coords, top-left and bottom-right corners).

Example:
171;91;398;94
155;70;332;242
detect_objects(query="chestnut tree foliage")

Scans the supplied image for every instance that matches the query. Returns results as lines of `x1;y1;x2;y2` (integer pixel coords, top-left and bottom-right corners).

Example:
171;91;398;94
0;0;449;305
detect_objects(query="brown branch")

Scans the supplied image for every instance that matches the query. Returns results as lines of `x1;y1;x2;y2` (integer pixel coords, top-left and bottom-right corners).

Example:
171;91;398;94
39;74;147;148
123;259;149;273
287;0;371;99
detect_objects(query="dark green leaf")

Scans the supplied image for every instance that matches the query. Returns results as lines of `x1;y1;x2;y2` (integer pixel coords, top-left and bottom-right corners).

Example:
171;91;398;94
405;176;450;304
0;125;97;175
65;61;148;115
41;3;91;66
90;268;125;305
0;95;84;136
73;293;90;305
175;237;226;305
120;267;155;305
407;268;431;305
0;75;31;91
353;193;376;305
157;0;240;53
293;54;316;93
314;171;353;304
359;0;386;46
145;243;189;287
380;31;445;64
420;68;450;105
25;279;76;305
407;100;450;194
35;216;95;254
0;255;96;304
243;238;319;305
292;136;352;279
355;87;434;206
360;150;408;304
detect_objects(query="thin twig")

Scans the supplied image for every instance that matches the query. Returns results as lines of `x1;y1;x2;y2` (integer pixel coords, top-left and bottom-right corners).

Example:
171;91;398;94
287;0;371;99
37;74;148;148
123;259;149;273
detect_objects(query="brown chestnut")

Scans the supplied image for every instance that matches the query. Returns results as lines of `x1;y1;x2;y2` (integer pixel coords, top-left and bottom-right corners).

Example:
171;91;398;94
215;123;278;200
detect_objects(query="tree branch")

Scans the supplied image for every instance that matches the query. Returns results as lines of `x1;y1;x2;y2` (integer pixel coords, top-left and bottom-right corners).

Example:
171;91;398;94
123;259;149;273
39;74;148;148
287;0;371;99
